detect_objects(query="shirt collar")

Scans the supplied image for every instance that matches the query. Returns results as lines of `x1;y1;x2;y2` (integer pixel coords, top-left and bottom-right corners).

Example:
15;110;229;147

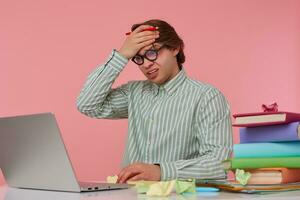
151;69;187;96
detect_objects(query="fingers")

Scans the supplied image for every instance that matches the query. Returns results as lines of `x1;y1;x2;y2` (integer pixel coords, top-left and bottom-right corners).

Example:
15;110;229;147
117;168;141;183
118;25;158;59
117;166;129;183
116;163;160;183
132;25;158;34
132;26;159;46
117;163;143;183
135;30;159;38
135;34;159;44
117;169;141;183
133;28;159;46
137;39;156;49
118;171;141;184
127;173;145;182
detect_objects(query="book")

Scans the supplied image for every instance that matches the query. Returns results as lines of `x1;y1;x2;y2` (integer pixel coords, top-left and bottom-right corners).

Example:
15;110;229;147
239;122;300;143
232;111;300;127
233;141;300;158
196;179;300;193
245;168;300;184
223;157;300;170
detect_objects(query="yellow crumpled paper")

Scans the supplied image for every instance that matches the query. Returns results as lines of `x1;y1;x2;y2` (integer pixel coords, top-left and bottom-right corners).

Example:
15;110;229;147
106;175;196;197
235;169;251;185
133;181;154;194
146;180;176;197
106;175;118;183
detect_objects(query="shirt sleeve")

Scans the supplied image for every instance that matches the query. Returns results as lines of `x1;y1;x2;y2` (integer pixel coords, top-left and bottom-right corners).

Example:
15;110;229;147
158;88;233;180
76;49;131;119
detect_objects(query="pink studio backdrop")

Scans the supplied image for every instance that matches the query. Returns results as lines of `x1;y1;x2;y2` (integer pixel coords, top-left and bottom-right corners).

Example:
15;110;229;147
1;0;300;185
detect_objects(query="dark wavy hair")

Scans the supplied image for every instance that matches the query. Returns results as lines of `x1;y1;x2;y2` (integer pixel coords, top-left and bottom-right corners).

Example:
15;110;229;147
131;19;185;70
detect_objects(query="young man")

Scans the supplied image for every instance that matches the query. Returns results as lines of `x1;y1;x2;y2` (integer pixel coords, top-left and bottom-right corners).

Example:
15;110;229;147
76;20;233;183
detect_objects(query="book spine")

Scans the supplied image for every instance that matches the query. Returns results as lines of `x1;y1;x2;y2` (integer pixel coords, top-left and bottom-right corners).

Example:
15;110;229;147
234;141;300;158
231;157;300;169
281;168;300;183
285;112;300;123
239;122;300;143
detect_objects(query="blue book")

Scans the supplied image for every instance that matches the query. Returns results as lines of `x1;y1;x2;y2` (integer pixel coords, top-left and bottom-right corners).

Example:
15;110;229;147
234;141;300;158
239;121;300;143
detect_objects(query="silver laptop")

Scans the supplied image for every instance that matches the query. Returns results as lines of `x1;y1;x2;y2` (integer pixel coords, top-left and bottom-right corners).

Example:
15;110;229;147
0;112;130;192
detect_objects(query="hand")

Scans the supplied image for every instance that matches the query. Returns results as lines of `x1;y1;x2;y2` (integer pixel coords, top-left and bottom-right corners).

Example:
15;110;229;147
118;25;159;60
116;162;161;183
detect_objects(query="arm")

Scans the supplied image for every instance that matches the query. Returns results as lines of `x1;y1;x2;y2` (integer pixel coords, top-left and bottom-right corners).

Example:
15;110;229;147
159;88;233;180
77;24;159;119
76;50;130;119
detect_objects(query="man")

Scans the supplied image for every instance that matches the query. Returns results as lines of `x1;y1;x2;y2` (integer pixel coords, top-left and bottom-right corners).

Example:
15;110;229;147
76;19;233;184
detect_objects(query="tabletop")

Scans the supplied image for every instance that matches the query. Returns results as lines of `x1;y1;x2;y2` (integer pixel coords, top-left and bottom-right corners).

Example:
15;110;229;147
1;185;300;200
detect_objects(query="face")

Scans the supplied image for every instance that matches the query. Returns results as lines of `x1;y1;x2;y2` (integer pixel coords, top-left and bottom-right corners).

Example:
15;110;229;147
134;43;180;85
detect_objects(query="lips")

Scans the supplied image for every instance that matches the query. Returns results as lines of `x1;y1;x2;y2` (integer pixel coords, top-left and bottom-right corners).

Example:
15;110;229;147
147;68;159;75
146;68;159;79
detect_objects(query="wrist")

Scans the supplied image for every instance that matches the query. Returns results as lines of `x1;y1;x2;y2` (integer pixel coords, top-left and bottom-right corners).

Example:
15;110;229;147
159;162;177;181
117;49;131;60
153;163;161;181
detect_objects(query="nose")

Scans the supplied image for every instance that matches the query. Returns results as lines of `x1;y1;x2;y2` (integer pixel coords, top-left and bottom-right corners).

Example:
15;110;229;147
142;59;154;69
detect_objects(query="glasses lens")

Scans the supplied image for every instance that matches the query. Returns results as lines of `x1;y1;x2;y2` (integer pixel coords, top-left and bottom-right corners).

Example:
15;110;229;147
145;50;157;61
132;55;143;65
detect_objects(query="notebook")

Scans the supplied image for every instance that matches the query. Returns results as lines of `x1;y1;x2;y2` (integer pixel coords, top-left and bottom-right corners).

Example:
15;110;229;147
0;112;131;192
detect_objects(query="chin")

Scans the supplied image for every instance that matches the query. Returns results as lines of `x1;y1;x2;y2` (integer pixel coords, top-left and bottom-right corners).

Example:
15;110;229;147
146;73;167;85
150;78;165;85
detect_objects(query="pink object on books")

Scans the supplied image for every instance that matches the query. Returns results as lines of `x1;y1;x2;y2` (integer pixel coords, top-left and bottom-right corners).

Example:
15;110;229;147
261;102;278;112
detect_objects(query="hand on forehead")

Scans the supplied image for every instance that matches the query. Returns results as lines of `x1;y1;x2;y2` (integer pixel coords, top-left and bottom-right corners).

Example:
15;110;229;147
134;25;160;55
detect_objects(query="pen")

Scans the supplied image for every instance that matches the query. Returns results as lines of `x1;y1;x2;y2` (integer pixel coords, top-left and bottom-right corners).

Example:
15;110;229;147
195;187;220;192
125;27;158;35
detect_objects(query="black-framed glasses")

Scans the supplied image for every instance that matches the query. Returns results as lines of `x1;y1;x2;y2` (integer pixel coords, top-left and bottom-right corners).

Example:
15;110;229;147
131;45;164;65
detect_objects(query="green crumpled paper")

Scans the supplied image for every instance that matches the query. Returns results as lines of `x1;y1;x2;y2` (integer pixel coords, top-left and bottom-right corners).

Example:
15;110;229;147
175;179;196;194
235;169;251;185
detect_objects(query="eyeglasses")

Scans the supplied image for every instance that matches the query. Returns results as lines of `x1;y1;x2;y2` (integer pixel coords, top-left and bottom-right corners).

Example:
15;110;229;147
131;45;164;65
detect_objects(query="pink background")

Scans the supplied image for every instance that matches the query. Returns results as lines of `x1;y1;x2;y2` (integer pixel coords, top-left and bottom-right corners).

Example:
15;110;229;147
1;0;300;185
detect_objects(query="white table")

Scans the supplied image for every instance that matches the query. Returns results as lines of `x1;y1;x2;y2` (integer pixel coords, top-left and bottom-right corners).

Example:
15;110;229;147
1;185;300;200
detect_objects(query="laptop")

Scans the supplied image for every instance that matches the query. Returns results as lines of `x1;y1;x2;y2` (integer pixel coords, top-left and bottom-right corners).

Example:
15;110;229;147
0;112;131;192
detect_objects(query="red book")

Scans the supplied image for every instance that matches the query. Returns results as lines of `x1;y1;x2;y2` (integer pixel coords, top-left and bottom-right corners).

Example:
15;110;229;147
245;168;300;185
232;111;300;127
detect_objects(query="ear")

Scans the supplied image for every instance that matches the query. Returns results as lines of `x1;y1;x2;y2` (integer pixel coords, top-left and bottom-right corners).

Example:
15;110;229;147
172;47;180;57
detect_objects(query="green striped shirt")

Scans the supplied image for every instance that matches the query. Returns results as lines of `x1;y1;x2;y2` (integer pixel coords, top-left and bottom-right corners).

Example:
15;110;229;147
76;50;233;181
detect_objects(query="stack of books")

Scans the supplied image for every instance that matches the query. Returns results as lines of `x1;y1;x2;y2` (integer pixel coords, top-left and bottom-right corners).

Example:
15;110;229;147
196;110;300;193
224;111;300;186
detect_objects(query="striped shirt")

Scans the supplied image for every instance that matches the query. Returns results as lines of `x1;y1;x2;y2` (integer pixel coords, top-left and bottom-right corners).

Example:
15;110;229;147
76;49;233;181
